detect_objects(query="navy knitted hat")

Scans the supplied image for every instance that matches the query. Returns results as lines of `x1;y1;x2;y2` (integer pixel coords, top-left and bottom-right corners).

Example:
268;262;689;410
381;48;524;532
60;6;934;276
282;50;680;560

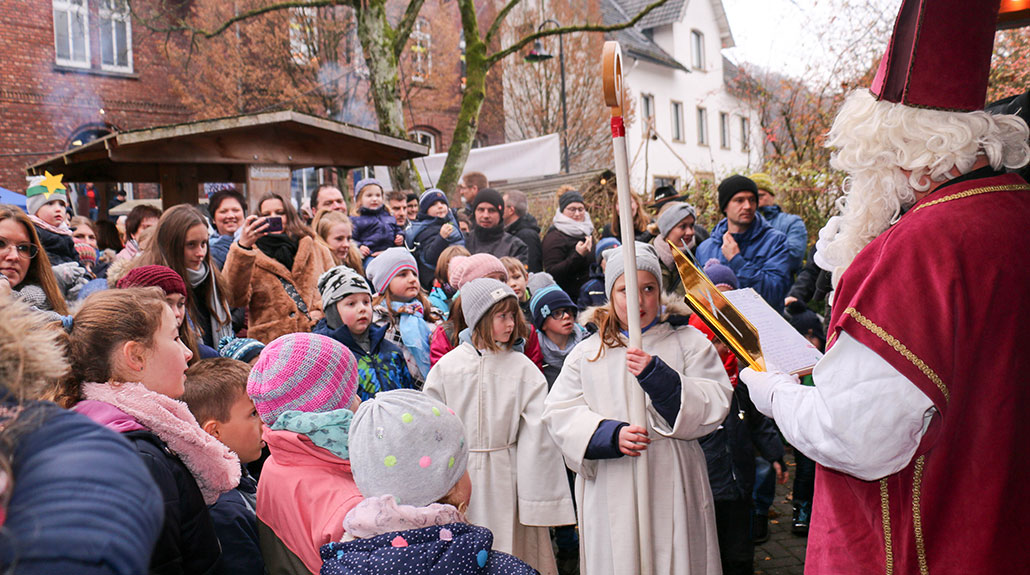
702;258;739;290
418;188;449;216
529;284;577;330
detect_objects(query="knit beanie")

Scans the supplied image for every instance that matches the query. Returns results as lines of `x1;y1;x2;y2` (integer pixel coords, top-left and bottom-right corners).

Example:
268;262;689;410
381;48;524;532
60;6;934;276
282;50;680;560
116;265;187;297
247;333;359;426
318;265;371;311
526;271;556;297
529;284;577;329
604;241;663;297
594;237;621;260
447;253;507;289
460;278;516;330
364;247;418;294
749;172;775;195
218;336;266;364
354;177;385;201
74;241;97;265
25;173;68;216
471;188;504;212
717;174;758;213
656;202;697;237
558;190;586;212
349;389;469;507
418;188;449;216
702;258;739;290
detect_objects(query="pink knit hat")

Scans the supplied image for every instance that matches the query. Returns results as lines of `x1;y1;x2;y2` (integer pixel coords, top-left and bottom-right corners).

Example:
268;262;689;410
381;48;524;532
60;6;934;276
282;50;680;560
246;333;359;426
447;253;508;289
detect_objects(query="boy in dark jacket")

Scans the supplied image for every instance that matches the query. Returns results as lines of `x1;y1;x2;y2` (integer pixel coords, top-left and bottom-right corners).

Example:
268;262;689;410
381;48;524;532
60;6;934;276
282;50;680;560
578;237;619;309
404;189;465;291
350;178;402;259
315;265;416;399
182;358;267;575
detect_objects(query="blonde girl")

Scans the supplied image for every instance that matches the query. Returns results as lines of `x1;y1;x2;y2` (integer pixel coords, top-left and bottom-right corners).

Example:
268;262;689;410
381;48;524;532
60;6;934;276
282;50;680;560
313;209;364;273
542;242;732;575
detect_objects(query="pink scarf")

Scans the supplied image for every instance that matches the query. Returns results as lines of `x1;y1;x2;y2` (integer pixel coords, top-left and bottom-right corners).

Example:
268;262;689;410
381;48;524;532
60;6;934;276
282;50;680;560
28;214;71;236
81;381;241;504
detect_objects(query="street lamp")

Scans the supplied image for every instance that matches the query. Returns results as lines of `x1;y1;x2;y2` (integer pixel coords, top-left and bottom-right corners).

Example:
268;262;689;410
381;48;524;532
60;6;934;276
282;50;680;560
524;19;568;174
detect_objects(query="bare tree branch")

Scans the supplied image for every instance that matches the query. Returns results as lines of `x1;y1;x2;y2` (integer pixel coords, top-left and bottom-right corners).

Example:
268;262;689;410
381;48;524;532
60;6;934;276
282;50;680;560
392;0;428;59
484;0;523;46
485;0;671;66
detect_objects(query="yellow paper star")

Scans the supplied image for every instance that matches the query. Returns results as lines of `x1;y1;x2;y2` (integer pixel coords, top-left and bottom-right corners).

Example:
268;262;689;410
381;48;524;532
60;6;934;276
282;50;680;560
41;171;65;194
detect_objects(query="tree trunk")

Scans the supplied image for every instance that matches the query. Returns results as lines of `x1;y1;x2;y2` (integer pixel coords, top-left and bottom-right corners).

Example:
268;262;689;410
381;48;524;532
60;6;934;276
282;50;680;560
436;0;487;197
356;0;414;190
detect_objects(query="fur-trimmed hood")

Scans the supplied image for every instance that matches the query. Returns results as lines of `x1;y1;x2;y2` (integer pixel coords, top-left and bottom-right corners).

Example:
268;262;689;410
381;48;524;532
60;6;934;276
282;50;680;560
0;297;68;400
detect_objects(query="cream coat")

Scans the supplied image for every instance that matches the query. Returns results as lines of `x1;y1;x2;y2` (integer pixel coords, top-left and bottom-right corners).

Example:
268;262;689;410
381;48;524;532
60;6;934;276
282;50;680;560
424;342;576;575
543;320;732;575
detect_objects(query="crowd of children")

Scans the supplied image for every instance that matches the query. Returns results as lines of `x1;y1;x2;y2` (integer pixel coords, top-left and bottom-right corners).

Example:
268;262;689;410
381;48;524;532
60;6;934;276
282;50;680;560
0;176;827;575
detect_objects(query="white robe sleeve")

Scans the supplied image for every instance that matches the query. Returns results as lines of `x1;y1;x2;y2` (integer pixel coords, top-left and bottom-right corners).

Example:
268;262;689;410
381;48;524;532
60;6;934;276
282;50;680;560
517;367;577;527
770;331;937;481
648;327;733;441
542;345;605;480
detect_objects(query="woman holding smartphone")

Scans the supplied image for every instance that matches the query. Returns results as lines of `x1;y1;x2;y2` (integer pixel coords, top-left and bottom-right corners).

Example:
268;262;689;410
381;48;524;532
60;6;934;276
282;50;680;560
222;192;334;344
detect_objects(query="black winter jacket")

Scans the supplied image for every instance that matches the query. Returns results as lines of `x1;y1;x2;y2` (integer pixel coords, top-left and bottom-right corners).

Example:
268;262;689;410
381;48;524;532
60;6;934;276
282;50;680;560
465;223;529;266
33;224;79;266
698;384;785;502
541;226;593;298
505;214;543;272
123;429;222;575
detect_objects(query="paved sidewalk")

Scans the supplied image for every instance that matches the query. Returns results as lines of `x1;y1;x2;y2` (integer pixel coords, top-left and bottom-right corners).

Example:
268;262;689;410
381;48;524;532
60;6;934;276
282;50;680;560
755;453;807;575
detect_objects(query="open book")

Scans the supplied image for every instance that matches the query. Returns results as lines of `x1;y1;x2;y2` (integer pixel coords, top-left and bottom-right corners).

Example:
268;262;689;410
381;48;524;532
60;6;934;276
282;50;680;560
721;288;823;376
669;242;822;376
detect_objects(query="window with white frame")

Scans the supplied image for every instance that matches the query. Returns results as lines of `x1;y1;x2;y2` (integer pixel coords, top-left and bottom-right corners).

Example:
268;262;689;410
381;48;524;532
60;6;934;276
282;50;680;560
671;101;683;142
690;30;705;70
740;117;750;152
409;130;436;154
642;93;655;135
720;112;730;149
54;0;90;68
100;0;132;72
411;17;431;83
696;107;708;146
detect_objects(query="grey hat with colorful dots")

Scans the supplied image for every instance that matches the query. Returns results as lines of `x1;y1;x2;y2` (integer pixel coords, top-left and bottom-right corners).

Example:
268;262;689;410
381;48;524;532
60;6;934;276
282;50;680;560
348;389;469;507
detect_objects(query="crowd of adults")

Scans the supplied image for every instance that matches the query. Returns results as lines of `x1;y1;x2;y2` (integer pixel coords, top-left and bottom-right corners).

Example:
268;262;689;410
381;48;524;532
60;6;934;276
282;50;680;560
0;167;821;575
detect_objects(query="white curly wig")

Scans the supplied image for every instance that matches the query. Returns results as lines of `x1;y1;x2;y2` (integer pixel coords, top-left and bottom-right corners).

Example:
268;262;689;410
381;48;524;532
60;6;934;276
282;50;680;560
815;90;1030;287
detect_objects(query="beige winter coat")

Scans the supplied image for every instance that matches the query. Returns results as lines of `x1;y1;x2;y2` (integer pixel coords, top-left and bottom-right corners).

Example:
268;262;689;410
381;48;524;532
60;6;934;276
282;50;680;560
222;237;334;344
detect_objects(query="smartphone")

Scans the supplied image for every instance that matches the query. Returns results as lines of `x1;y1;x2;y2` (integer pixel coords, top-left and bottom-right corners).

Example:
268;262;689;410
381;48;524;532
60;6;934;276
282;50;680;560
265;216;283;233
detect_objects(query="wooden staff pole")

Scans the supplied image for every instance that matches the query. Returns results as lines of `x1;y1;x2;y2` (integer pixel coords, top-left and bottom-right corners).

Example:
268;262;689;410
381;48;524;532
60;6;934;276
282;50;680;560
602;42;642;348
603;41;652;574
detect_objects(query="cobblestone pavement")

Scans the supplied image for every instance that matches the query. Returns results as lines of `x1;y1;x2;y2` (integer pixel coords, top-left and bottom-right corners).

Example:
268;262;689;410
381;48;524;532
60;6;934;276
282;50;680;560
755;453;807;575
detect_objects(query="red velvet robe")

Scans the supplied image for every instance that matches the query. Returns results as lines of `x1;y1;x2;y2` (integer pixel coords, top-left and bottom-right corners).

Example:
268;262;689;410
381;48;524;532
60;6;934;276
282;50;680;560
811;171;1030;574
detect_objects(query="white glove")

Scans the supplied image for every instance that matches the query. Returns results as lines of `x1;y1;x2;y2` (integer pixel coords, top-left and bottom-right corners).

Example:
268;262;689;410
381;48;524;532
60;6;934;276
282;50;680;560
739;368;799;416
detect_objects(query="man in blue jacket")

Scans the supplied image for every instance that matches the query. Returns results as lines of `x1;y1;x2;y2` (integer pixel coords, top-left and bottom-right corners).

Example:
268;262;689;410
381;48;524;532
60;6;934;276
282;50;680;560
696;175;791;307
750;172;808;276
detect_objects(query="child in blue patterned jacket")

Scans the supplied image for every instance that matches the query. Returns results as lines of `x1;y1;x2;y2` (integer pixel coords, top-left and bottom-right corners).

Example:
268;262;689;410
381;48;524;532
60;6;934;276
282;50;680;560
314;265;416;400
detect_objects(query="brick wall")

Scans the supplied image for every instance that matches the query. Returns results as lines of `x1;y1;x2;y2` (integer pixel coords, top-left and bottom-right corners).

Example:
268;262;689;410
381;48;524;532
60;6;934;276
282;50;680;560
0;0;191;193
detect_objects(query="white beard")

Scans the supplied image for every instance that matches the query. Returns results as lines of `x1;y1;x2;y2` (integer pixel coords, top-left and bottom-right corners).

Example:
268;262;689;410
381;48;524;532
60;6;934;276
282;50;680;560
815;166;919;290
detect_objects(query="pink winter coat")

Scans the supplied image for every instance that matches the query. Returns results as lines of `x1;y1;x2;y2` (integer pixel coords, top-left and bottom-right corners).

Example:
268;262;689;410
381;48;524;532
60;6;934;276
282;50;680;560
256;426;363;574
429;324;546;371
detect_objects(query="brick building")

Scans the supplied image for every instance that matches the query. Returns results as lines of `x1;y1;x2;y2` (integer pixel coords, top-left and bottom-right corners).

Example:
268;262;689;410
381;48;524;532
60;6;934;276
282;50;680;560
0;0;191;196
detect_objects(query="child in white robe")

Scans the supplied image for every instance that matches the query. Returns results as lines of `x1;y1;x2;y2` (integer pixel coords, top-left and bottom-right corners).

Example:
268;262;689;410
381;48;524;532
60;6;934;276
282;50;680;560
424;278;576;575
542;242;733;575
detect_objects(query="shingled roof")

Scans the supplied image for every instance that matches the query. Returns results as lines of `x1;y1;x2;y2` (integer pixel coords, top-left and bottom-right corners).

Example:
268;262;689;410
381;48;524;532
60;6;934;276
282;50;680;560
602;0;687;71
616;0;688;29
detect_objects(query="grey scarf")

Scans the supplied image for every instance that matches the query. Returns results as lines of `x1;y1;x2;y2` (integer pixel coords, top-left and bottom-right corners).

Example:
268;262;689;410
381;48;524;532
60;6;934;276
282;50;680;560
552;212;595;239
187;263;234;342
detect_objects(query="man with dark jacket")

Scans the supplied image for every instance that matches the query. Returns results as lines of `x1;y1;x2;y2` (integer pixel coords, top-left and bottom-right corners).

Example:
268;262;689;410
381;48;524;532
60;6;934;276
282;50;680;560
696;175;791;307
465;188;529;266
502;189;543;272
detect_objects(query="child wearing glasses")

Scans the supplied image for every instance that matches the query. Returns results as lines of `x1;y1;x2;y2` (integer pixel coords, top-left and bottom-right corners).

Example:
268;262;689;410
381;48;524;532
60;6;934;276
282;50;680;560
530;283;588;389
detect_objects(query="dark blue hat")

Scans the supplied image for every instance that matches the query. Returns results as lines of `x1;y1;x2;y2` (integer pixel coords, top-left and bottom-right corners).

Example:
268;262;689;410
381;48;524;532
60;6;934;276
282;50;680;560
529;285;577;330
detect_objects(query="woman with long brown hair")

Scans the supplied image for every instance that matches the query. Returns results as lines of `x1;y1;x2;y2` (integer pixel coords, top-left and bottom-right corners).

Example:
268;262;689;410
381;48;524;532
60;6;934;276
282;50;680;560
223;192;334;343
0;204;69;316
137;204;234;348
601;192;654;243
